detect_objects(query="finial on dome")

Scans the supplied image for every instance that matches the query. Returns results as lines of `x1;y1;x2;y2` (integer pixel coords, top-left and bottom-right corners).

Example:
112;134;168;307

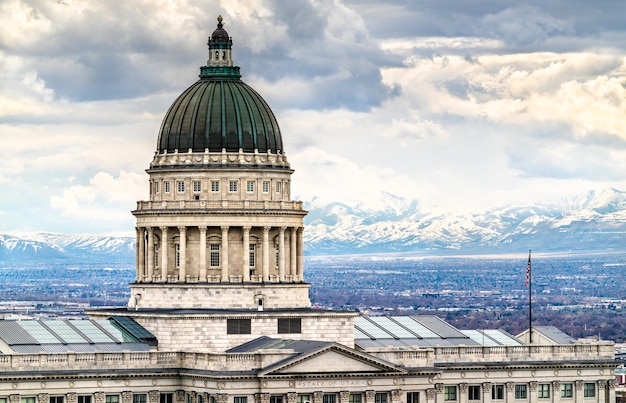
217;15;223;29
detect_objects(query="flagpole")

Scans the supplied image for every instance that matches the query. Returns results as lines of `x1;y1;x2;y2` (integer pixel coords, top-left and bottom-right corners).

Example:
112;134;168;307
527;250;533;344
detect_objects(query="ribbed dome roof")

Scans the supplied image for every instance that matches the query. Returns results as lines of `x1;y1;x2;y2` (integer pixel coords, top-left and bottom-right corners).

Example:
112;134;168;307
156;17;283;154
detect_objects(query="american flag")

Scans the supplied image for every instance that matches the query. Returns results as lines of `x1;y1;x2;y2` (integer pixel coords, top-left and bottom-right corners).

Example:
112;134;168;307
525;250;531;287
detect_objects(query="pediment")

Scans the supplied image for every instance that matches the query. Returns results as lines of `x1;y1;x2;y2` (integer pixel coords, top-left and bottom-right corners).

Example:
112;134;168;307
262;344;406;376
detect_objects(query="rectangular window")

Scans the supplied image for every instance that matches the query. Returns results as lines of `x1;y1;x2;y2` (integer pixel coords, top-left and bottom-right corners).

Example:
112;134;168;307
211;180;220;192
177;181;185;193
276;181;281;193
21;399;36;403
175;244;181;268
263;181;270;194
234;399;247;403
227;319;251;334
561;383;573;399
468;386;481;401
160;394;173;403
247;180;255;193
374;394;387;403
296;396;310;403
229;180;238;192
323;395;336;403
197;397;203;403
105;396;119;403
515;385;527;400
164;181;171;193
444;386;457;402
349;395;361;403
154;181;160;194
78;397;91;403
249;244;256;268
270;397;283;403
492;385;505;400
278;318;302;334
275;244;279;268
584;383;596;398
193;180;201;192
406;393;419;403
50;398;64;403
210;244;220;267
133;395;147;403
538;384;550;399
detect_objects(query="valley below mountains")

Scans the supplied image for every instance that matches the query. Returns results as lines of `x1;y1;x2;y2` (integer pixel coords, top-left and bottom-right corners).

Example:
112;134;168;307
1;187;625;260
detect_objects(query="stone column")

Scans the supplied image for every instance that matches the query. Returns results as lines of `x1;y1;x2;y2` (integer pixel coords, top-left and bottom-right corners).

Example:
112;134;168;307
9;395;19;403
243;226;251;281
506;382;514;403
121;392;132;403
278;227;286;281
262;226;270;281
365;391;375;403
529;382;538;403
37;393;49;403
575;381;583;403
340;392;350;403
175;391;185;403
148;391;160;403
296;227;304;282
95;392;105;403
598;381;607;403
66;393;77;403
608;380;616;403
459;383;468;403
136;227;145;282
313;392;323;403
221;226;229;282
178;226;187;282
435;383;444;403
391;390;401;403
147;227;154;281
199;226;207;282
160;226;169;282
552;381;561;403
290;227;297;280
426;389;436;403
483;383;493;403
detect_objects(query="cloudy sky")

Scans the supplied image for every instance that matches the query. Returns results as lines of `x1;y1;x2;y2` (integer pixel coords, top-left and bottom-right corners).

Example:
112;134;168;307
2;0;625;234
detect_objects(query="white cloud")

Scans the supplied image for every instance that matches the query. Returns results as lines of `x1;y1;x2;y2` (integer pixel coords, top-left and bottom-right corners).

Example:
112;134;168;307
49;171;145;220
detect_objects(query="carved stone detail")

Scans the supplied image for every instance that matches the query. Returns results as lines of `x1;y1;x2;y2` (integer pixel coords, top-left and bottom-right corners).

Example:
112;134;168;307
149;391;160;403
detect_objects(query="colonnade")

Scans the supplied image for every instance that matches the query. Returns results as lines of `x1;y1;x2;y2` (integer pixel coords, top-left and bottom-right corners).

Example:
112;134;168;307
135;225;304;284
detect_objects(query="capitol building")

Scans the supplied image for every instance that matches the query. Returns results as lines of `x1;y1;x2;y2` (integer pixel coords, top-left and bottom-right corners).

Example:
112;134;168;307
0;16;618;403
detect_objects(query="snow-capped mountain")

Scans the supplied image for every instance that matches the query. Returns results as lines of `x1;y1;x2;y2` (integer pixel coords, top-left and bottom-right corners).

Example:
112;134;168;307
1;188;624;260
303;188;626;255
0;233;135;262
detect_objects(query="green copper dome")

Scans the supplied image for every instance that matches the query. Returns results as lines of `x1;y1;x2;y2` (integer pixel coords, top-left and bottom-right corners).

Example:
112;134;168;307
156;17;283;154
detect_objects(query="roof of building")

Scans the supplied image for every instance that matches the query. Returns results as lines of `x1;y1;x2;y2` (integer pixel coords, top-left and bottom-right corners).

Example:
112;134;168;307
156;17;283;155
354;315;524;349
0;318;153;353
531;326;577;345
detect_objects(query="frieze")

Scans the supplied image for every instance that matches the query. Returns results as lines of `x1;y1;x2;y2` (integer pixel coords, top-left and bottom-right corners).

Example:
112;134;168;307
297;380;368;388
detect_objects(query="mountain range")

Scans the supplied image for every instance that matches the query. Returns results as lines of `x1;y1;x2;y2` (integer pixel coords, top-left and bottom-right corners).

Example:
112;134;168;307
1;188;624;261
